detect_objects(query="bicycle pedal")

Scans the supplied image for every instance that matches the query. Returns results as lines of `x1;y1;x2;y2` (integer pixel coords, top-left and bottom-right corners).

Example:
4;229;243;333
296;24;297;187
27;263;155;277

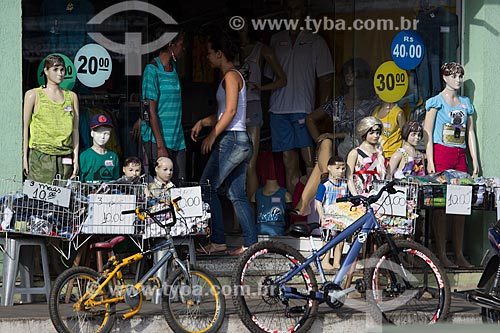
287;305;306;315
355;278;366;294
147;277;162;290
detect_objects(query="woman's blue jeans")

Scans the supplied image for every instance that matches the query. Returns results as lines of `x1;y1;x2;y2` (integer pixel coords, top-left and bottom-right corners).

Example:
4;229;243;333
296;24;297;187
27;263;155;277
200;131;257;247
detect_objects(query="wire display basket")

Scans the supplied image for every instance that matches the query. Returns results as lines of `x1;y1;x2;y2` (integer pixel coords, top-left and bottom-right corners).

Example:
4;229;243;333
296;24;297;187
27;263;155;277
140;180;211;239
372;180;419;235
76;181;148;235
0;177;83;239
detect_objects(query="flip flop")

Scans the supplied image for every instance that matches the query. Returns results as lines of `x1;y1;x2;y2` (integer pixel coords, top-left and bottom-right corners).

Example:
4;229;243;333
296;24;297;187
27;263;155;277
196;243;227;255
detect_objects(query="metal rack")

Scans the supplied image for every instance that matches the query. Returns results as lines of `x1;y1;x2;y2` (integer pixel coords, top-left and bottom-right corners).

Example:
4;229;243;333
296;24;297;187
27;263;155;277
373;180;420;235
0;177;83;239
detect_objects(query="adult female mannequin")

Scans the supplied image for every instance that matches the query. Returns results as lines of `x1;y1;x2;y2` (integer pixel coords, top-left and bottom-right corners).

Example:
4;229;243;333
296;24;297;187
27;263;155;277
387;121;425;179
191;29;257;256
238;15;287;201
294;58;378;215
23;54;79;183
423;62;478;268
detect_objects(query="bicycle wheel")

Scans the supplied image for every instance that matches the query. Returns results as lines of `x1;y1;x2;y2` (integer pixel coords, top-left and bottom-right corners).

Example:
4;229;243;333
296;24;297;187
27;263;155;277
49;266;116;333
162;266;225;333
364;239;451;325
232;240;319;333
481;274;500;323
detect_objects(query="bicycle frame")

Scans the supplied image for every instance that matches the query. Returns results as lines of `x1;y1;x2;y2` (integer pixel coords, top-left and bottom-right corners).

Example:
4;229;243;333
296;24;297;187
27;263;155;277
80;231;190;319
276;205;379;300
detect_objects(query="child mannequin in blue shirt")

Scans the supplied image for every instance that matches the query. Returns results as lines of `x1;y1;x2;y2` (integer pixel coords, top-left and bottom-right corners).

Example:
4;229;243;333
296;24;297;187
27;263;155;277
315;156;349;269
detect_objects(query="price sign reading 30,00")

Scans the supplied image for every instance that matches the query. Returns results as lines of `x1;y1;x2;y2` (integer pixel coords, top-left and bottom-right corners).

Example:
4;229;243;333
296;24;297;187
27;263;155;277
75;44;112;88
373;61;408;103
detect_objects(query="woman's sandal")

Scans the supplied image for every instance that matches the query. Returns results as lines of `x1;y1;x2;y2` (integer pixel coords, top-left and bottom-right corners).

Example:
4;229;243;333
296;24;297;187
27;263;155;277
196;243;227;255
227;246;248;256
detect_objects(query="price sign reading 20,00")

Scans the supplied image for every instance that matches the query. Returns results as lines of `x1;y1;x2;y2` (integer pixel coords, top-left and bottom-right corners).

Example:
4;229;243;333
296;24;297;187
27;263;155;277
78;56;110;75
74;44;112;88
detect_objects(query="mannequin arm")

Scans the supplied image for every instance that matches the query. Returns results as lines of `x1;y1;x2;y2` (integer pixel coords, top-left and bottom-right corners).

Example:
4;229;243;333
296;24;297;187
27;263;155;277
346;149;359;195
71;92;80;177
317;74;333;105
396;109;407;130
466;115;479;176
315;199;324;224
306;106;327;143
387;150;403;180
423;108;437;174
23;89;37;176
257;45;287;91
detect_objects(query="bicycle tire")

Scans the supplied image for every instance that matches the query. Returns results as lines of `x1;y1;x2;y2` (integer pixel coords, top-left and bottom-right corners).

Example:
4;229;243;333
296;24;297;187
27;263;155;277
162;266;226;333
364;239;451;325
49;266;116;333
232;240;319;333
481;274;500;323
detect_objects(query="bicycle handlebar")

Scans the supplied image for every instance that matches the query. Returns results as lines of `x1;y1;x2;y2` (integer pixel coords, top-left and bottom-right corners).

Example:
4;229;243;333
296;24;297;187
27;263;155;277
335;180;398;206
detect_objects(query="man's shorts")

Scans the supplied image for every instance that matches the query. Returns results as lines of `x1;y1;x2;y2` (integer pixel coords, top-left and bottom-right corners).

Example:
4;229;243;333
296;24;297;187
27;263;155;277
270;112;313;152
246;100;263;127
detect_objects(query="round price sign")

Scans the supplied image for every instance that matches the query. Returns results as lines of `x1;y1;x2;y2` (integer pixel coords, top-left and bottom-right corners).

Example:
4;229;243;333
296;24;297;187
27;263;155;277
37;53;76;90
373;61;408;103
74;44;112;88
391;30;424;70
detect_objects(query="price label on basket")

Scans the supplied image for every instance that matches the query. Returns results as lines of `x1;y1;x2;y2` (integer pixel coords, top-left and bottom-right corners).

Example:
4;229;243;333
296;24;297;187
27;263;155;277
446;185;472;215
23;180;71;208
171;187;203;218
375;185;407;218
85;194;135;234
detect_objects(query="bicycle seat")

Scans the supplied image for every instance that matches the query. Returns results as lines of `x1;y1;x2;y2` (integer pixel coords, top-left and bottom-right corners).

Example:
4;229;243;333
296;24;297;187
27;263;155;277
288;223;320;238
90;236;126;250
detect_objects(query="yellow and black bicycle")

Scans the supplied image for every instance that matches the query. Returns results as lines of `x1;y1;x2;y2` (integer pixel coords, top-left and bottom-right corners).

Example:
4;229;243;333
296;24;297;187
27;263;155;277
48;196;225;333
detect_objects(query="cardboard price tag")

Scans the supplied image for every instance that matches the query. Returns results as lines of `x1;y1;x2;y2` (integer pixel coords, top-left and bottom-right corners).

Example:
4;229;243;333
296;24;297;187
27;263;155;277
170;186;203;218
85;194;136;234
23;180;71;208
445;185;472;215
375;186;407;218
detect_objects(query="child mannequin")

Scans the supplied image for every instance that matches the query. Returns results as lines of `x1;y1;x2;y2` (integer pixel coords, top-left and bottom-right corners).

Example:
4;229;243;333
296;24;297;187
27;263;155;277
147;157;175;200
372;101;406;159
253;178;292;236
79;114;119;182
387;121;426;179
123;156;142;177
423;62;478;268
315;156;349;269
346;116;386;196
23;54;80;183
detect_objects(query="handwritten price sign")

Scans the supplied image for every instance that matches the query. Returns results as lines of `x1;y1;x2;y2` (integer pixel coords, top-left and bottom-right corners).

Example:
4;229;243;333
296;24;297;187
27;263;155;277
85;194;136;234
23;180;71;208
170;186;203;218
446;185;472;215
375;185;407;218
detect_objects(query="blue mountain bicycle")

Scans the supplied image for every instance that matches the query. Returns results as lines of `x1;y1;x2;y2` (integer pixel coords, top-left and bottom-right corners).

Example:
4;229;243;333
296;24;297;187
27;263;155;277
232;180;450;332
